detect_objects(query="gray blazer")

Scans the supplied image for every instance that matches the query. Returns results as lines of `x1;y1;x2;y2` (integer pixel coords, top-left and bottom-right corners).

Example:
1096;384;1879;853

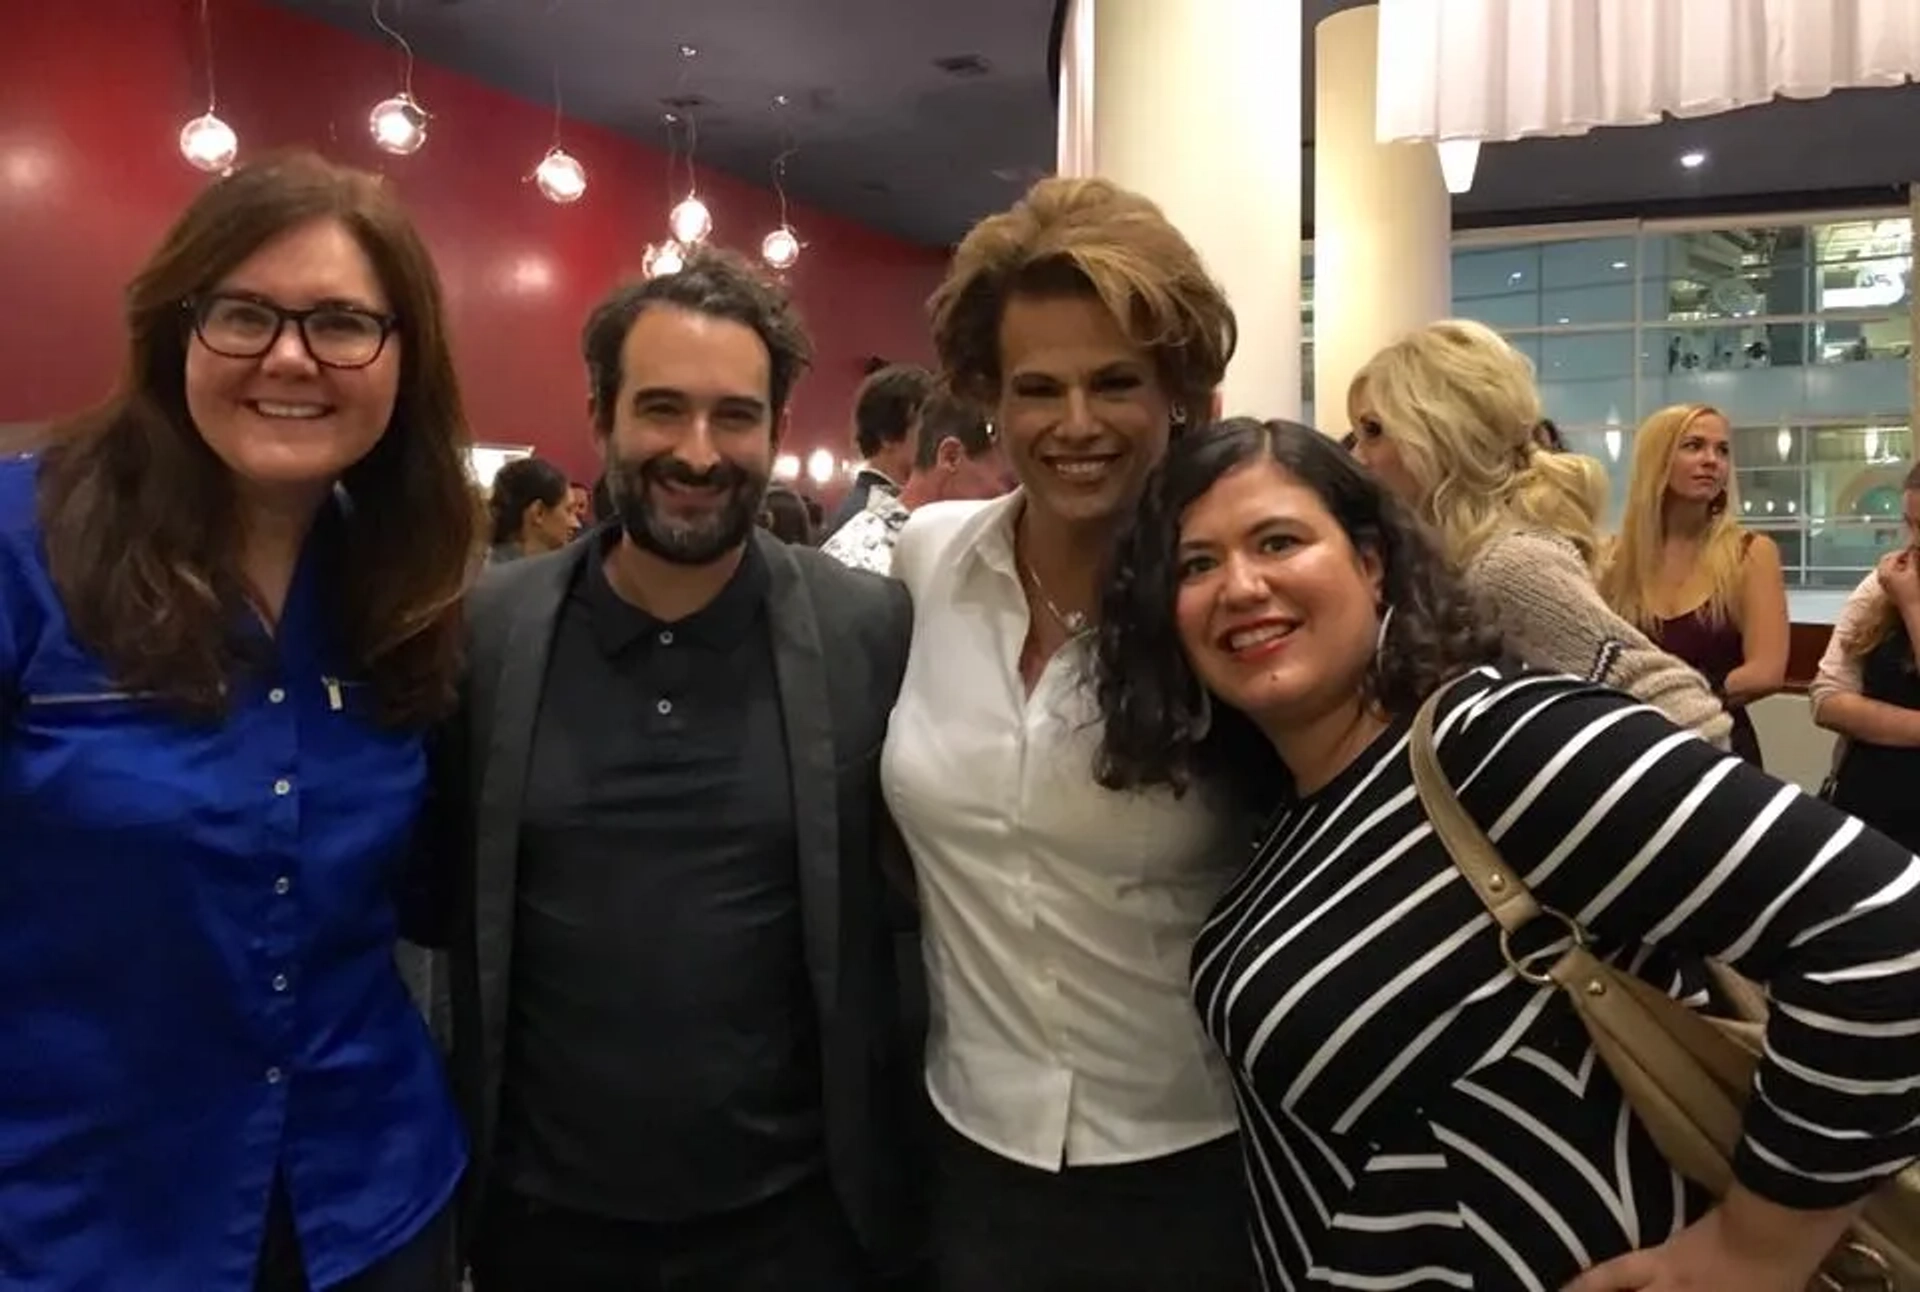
433;530;922;1273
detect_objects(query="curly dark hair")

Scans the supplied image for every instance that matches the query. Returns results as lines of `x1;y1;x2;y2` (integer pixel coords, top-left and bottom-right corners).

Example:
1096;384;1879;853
582;245;812;431
1094;418;1501;796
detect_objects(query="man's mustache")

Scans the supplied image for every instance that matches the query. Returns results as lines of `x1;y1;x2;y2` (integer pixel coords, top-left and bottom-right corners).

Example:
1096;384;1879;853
629;457;754;491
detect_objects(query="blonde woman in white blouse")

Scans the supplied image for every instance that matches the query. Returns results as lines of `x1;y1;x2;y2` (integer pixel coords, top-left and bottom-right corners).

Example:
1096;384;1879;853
882;177;1255;1290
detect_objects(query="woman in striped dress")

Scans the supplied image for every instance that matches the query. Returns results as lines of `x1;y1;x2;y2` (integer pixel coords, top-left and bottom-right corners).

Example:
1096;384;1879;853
1091;417;1920;1291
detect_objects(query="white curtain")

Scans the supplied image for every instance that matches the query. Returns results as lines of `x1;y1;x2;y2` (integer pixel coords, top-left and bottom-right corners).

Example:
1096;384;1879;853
1377;0;1920;144
1057;0;1096;177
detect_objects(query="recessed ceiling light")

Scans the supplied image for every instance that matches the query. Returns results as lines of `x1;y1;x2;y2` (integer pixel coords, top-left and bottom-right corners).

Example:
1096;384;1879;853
1679;150;1708;169
678;43;698;59
1611;260;1629;270
772;93;790;107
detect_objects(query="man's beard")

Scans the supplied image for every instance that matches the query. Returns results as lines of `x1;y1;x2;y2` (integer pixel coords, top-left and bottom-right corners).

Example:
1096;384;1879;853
607;451;769;566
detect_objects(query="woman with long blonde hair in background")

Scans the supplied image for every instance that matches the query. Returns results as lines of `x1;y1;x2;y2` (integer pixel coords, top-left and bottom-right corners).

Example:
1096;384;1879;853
1349;319;1730;744
1600;404;1788;766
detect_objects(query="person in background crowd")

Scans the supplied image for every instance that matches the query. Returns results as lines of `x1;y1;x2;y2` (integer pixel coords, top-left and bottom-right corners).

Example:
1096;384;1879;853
758;483;816;545
1094;417;1920;1292
450;246;920;1290
1533;415;1566;451
822;362;933;538
822;391;1011;576
803;493;825;536
1349;319;1731;746
884;176;1254;1291
1601;403;1787;767
0;150;473;1292
487;456;578;564
567;481;591;530
1811;460;1920;851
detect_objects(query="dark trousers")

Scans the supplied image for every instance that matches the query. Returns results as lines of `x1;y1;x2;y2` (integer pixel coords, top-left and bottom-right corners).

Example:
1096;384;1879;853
254;1175;456;1292
931;1122;1255;1292
469;1173;868;1292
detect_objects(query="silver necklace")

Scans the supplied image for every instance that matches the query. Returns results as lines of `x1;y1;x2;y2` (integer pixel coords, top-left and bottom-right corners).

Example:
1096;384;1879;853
1021;559;1091;636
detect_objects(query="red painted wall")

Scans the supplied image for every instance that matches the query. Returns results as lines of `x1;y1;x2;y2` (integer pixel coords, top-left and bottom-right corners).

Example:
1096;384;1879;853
0;0;947;483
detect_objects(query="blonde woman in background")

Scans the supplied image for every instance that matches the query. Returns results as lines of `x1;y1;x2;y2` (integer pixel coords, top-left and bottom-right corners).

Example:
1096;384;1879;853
1349;319;1731;745
1600;403;1788;765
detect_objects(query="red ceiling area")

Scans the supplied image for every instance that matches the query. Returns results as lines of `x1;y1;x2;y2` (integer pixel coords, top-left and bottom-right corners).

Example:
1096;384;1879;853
0;0;947;483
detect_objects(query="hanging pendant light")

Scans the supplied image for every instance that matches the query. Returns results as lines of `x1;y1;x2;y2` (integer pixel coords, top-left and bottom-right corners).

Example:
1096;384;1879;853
179;113;238;173
534;147;587;203
761;226;801;271
669;194;712;245
644;241;687;278
370;93;429;155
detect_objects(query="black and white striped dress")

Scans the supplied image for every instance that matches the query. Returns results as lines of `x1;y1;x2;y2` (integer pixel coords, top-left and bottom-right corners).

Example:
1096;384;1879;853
1192;667;1920;1290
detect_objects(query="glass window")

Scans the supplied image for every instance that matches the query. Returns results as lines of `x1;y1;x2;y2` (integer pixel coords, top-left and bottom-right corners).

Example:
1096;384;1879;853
1302;213;1912;589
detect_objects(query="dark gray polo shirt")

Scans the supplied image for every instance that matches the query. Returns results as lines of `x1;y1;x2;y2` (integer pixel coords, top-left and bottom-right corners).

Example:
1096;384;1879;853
495;534;823;1221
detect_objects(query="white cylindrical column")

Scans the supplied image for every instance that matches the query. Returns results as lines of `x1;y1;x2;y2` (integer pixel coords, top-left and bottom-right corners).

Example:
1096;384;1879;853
1059;0;1303;420
1312;4;1452;432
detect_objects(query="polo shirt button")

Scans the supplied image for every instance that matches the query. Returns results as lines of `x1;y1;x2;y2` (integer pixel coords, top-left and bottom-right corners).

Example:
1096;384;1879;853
659;630;674;646
268;687;286;705
271;973;288;993
272;778;292;797
265;1067;283;1084
656;698;672;716
273;876;291;896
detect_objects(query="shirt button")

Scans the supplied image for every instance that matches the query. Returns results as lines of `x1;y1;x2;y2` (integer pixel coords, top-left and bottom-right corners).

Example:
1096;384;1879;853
271;973;288;993
655;698;673;716
272;778;292;797
265;1067;283;1085
268;687;286;704
658;630;674;646
273;876;291;896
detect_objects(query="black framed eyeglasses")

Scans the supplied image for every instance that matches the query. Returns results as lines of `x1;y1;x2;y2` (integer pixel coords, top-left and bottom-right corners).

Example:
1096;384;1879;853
184;293;399;370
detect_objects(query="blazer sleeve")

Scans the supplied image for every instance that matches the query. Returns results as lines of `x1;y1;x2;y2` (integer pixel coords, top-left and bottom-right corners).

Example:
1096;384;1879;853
396;689;472;950
1440;671;1920;1211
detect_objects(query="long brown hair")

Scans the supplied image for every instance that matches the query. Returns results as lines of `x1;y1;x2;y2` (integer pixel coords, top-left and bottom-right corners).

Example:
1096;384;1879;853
1845;461;1920;663
36;150;476;725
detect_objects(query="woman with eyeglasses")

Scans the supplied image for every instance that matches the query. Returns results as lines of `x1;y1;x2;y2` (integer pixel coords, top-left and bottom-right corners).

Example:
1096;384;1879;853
0;152;474;1291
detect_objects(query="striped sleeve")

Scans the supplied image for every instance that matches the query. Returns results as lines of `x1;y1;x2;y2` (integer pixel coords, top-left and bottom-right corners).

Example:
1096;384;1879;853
1437;669;1920;1210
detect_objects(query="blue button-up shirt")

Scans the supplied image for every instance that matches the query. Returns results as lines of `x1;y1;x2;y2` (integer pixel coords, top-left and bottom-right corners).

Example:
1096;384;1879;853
0;455;465;1291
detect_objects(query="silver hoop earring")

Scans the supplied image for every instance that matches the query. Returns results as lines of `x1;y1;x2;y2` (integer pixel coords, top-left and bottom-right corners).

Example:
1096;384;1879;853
1375;604;1396;656
1189;683;1213;741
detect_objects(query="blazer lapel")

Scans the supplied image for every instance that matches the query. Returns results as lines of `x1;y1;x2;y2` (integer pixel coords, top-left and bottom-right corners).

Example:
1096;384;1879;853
473;544;583;1146
760;534;841;1032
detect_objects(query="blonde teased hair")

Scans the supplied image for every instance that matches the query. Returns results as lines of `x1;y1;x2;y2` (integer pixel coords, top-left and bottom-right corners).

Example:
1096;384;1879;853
928;177;1236;414
1354;319;1604;567
1599;403;1746;631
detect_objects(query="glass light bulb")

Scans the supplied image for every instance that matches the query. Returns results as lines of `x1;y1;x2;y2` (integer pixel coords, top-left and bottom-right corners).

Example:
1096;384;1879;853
369;94;428;155
534;147;587;203
668;195;712;244
644;241;686;279
761;226;801;270
806;448;835;486
179;113;238;173
772;453;801;482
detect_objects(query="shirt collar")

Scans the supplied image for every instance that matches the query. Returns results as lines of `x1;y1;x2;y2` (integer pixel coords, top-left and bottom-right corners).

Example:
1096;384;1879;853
584;528;770;656
954;489;1026;584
